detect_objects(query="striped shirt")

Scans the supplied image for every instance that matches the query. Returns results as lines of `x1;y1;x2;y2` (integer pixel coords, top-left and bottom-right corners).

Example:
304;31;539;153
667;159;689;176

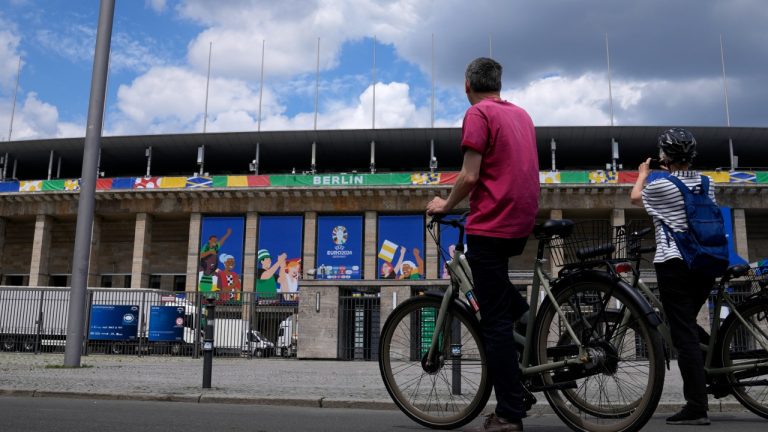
641;171;717;263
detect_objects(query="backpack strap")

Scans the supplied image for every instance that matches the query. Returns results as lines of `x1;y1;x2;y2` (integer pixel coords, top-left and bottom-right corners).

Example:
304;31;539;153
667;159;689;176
660;175;690;244
700;175;710;196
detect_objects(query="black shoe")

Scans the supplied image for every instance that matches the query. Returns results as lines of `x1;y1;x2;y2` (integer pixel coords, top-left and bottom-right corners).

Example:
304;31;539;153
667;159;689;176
463;413;523;432
666;408;710;425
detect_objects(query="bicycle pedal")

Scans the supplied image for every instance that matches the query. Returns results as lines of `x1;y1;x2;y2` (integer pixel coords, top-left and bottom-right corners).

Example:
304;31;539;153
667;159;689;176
523;387;537;411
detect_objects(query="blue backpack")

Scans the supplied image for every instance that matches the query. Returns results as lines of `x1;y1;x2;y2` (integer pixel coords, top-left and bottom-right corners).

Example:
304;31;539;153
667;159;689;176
662;175;729;278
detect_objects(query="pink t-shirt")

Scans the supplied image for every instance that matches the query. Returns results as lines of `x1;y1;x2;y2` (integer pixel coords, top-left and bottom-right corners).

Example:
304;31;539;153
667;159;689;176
461;99;540;239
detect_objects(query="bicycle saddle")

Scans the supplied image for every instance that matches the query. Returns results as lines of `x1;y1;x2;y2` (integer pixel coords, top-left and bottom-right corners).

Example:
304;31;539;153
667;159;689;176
533;219;574;239
723;264;750;280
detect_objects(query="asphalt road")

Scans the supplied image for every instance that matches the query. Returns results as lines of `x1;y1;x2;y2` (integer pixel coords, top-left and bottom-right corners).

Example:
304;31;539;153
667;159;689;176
0;396;765;432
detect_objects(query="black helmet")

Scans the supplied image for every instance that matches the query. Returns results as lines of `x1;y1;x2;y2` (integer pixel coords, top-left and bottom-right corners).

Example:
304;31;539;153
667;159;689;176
657;128;697;164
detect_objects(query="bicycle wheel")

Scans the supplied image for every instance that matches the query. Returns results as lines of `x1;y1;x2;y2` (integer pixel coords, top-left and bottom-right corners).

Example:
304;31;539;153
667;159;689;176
379;295;491;430
718;298;768;419
533;279;665;432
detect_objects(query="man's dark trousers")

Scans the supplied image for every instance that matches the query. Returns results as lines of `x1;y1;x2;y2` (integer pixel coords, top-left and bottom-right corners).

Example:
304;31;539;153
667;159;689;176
655;258;714;414
466;234;529;421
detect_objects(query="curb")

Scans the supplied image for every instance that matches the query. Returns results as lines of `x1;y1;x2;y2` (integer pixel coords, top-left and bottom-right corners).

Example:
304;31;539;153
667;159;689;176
0;388;752;414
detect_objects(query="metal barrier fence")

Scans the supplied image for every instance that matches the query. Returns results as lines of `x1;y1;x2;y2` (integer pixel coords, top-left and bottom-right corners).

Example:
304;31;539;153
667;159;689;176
338;287;380;360
0;287;298;359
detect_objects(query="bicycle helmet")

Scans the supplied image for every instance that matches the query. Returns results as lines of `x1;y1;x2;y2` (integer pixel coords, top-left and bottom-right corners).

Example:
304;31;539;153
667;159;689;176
657;128;697;164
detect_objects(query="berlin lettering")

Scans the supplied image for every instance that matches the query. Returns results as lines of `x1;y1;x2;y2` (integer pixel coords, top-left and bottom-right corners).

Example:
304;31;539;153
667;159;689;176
313;175;365;186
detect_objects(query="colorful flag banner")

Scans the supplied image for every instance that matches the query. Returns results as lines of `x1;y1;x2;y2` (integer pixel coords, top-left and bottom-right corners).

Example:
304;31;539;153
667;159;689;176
539;171;561;184
134;177;160;189
158;177;187;188
64;179;80;191
560;171;589;184
0;181;19;192
110;178;135;189
411;173;441;185
378;239;399;263
19;181;42;192
729;171;756;183
701;171;730;183
185;176;212;188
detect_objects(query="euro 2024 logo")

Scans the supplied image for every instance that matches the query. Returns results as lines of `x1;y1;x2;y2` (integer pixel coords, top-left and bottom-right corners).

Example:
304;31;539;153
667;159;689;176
332;225;348;246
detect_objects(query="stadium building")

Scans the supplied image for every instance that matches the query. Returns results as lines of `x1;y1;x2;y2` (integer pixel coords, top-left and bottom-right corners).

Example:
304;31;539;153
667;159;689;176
0;125;766;359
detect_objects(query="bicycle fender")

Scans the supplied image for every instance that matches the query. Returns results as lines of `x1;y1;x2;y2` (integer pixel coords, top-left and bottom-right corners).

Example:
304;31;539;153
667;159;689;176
553;270;663;328
422;291;478;321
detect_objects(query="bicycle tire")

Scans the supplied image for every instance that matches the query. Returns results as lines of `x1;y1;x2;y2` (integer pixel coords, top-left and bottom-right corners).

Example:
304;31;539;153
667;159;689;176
533;279;665;432
717;298;768;419
379;295;492;430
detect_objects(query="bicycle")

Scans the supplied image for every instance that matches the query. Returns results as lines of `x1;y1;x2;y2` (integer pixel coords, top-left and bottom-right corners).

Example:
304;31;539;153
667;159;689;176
617;225;768;419
378;215;666;431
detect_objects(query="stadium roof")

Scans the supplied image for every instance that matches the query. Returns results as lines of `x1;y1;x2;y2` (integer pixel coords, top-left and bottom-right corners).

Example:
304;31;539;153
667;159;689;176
0;126;765;180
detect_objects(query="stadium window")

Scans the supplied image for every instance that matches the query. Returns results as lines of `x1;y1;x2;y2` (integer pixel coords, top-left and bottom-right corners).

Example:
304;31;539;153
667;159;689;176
149;275;162;289
173;275;186;292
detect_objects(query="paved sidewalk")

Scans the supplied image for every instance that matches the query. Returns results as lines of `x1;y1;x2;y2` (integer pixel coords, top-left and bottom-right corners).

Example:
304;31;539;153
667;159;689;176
0;353;744;413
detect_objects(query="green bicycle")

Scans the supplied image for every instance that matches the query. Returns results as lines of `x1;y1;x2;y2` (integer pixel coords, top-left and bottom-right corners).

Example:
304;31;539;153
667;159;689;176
378;216;665;431
617;225;768;419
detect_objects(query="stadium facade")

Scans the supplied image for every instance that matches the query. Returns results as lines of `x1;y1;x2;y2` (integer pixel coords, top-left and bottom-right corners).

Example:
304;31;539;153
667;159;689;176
0;126;766;359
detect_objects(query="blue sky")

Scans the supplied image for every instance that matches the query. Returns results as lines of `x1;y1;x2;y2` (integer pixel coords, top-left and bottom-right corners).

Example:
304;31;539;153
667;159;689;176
1;0;767;141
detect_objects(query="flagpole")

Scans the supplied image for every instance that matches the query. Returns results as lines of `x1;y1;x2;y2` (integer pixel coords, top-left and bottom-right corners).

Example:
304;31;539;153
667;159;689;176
605;33;614;128
431;33;435;129
203;41;212;133
489;33;492;58
257;40;265;133
720;34;735;171
64;0;115;368
372;36;376;130
7;56;21;141
314;37;320;131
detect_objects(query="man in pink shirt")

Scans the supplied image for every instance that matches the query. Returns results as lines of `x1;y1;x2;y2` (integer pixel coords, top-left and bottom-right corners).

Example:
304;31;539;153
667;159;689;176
427;57;539;432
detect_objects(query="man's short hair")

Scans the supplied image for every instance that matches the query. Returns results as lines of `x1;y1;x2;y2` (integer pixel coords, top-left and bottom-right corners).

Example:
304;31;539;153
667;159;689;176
465;57;502;92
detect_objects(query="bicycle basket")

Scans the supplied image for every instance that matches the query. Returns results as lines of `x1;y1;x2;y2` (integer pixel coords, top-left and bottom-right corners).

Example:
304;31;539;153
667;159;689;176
745;264;768;297
546;220;626;267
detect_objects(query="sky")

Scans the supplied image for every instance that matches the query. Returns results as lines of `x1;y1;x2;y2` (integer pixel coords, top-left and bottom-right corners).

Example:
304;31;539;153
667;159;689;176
0;0;766;141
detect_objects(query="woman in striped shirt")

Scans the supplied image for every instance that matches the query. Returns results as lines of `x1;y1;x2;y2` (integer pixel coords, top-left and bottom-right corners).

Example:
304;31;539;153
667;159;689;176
630;128;714;426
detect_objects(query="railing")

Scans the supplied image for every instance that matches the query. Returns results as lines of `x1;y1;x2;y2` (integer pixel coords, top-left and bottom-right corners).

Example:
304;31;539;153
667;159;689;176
0;287;298;359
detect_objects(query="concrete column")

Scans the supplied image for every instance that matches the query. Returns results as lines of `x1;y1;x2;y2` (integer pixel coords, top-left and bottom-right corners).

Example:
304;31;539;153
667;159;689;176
380;285;412;333
733;209;749;263
28;214;53;286
0;218;6;277
242;212;258;293
297;285;339;359
425;219;438;280
88;216;103;287
130;213;152;289
549;209;563;276
303;212;317;277
364;211;377;280
185;213;202;292
611;208;625;227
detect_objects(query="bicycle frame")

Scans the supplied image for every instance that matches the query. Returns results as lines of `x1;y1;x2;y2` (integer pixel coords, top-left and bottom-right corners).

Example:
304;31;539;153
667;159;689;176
425;231;590;377
624;259;768;377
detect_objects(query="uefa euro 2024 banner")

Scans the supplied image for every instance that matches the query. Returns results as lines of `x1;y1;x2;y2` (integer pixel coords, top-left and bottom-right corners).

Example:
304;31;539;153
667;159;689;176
377;215;425;280
315;215;363;280
438;214;462;279
256;215;304;298
198;216;245;300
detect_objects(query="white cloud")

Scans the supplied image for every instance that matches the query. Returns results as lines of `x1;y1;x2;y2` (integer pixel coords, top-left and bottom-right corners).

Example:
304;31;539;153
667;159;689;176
146;0;168;13
178;0;429;78
504;73;643;126
109;63;432;134
0;92;82;140
35;26;94;63
0;18;22;92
